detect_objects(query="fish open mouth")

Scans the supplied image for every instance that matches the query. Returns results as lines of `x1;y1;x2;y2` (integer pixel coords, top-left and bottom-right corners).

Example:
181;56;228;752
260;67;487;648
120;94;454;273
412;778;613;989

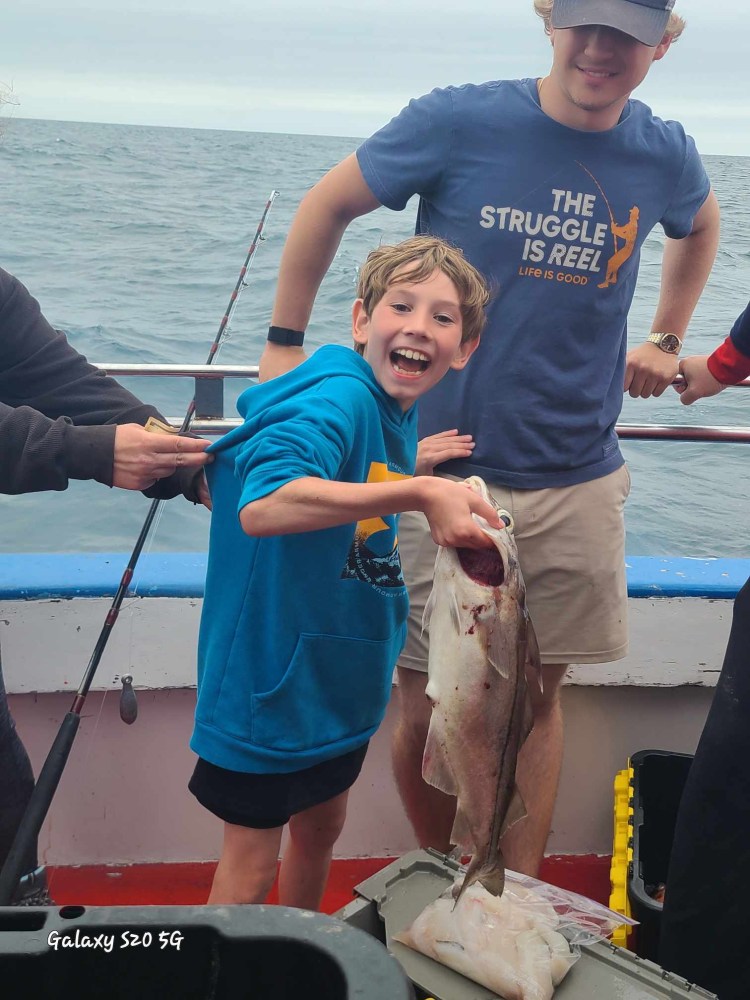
457;547;504;587
390;348;430;376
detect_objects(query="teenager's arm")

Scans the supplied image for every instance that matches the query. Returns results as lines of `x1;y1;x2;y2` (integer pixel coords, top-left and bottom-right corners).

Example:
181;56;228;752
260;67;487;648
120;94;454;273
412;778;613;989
240;476;499;550
624;190;720;399
260;155;382;382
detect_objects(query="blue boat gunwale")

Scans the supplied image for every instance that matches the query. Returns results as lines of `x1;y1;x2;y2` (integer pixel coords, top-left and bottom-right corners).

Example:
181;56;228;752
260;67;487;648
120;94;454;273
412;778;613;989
0;553;747;601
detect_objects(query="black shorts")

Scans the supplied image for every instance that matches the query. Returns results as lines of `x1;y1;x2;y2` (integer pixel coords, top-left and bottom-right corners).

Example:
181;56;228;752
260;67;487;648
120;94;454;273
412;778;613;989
188;742;369;829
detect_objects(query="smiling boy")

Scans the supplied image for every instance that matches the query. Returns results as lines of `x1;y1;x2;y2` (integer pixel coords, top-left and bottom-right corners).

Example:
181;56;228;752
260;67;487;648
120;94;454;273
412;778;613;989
189;236;495;908
258;0;720;878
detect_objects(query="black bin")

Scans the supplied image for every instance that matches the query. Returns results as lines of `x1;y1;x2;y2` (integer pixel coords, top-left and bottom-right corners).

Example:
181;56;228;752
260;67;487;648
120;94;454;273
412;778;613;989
0;902;415;998
628;748;694;961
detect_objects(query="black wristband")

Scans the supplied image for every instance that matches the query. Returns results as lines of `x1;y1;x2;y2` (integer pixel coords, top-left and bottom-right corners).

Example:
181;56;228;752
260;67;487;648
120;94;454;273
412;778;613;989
267;325;305;347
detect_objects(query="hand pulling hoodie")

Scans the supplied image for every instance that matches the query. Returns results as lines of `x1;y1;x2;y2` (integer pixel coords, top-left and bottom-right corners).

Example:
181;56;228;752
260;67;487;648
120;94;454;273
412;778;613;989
191;346;418;773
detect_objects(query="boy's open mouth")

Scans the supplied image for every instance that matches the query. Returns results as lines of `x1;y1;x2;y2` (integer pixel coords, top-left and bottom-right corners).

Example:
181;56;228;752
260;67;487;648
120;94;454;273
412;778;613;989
390;348;430;376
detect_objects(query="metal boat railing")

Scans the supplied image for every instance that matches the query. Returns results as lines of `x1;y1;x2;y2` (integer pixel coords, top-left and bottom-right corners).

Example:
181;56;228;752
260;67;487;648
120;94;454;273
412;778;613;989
95;364;750;443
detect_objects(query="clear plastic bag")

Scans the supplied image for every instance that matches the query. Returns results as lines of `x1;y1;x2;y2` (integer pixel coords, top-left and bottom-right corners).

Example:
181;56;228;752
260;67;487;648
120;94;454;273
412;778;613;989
393;871;637;1000
499;868;637;947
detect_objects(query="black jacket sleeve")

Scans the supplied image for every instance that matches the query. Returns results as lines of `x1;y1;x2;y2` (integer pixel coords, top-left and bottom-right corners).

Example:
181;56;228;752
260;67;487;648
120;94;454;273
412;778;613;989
0;267;198;499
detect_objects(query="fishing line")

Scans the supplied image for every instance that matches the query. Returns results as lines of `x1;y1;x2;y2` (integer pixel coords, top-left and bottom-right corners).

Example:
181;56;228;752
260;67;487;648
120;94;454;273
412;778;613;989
0;190;279;905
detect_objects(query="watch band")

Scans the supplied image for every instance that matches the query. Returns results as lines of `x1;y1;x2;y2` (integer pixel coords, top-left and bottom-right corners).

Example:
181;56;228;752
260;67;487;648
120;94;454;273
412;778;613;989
267;325;305;347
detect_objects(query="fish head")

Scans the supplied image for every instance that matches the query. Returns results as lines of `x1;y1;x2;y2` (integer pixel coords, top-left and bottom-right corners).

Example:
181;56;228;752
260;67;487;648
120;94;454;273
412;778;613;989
423;476;540;687
462;476;513;529
449;477;519;595
453;478;544;697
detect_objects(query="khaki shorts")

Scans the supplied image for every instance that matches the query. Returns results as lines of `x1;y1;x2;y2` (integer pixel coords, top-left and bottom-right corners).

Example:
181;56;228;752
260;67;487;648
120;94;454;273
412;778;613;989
397;465;631;669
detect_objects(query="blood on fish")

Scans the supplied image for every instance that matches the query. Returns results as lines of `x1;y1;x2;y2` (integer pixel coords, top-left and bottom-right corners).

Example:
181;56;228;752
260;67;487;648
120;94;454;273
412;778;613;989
457;547;504;586
466;603;488;634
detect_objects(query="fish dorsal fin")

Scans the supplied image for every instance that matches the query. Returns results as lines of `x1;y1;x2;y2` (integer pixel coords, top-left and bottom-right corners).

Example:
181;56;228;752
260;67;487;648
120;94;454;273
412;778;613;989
499;785;527;839
522;693;534;742
524;613;544;696
488;625;510;679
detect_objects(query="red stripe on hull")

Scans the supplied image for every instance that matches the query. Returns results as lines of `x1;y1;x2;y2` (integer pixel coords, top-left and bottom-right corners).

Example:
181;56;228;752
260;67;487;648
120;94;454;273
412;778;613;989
46;855;611;912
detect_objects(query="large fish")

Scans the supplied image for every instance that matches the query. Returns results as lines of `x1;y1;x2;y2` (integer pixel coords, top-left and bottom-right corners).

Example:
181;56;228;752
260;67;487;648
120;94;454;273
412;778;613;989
422;475;542;903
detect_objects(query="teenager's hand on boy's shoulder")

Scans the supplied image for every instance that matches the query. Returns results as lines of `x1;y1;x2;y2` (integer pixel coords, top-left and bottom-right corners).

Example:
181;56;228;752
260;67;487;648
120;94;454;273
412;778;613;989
258;343;308;383
415;430;475;476
674;355;725;405
418;477;500;550
624;343;680;399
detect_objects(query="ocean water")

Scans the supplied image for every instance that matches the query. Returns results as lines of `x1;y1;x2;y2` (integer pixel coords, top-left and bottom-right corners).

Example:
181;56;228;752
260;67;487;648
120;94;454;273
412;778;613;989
0;117;749;559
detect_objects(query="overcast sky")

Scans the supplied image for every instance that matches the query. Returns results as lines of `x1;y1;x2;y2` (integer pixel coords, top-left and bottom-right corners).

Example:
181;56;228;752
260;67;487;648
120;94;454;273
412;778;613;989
3;0;748;155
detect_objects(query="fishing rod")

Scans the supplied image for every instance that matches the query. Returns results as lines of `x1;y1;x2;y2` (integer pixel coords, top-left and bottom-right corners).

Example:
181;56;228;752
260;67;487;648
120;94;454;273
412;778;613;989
0;190;279;906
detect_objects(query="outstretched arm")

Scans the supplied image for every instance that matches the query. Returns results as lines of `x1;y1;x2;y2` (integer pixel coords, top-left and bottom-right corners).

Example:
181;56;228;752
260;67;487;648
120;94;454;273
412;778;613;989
240;476;500;550
0;268;210;500
259;155;382;381
0;408;209;496
624;190;720;399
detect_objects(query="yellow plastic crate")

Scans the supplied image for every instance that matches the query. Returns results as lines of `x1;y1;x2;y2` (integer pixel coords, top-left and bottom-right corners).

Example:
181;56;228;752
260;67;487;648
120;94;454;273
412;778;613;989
609;764;633;948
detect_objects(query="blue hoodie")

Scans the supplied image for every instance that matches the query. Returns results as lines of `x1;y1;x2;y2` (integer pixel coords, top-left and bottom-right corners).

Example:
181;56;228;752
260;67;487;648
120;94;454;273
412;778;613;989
191;346;418;773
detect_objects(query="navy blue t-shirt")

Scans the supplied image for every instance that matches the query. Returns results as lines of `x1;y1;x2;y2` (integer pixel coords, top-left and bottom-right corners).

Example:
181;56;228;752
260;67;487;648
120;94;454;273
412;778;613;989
357;79;710;488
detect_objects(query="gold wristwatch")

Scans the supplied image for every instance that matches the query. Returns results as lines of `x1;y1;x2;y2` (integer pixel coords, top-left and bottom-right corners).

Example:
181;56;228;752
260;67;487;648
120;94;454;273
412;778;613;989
646;332;682;355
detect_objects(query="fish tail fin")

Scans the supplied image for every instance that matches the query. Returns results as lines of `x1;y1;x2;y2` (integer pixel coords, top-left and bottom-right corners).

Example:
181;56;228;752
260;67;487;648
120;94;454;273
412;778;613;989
453;849;506;906
453;788;524;903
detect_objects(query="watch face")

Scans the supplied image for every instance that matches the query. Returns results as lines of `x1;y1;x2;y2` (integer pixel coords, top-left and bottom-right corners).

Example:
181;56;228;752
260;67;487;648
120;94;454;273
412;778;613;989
661;334;681;354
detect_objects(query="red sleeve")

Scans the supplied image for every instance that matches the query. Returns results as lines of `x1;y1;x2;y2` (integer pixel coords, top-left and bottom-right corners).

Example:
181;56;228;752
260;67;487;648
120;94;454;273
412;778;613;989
707;336;750;385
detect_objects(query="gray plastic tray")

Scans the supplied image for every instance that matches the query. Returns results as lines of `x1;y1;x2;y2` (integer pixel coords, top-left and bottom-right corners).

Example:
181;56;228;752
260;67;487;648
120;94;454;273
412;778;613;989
338;850;717;1000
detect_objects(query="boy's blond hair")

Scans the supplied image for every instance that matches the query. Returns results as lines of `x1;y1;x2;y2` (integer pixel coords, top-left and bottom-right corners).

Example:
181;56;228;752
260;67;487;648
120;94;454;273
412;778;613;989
532;0;685;41
354;236;489;356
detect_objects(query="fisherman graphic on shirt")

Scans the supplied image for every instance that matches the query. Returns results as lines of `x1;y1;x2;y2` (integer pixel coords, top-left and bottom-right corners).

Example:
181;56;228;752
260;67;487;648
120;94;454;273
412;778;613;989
341;460;409;589
599;206;640;288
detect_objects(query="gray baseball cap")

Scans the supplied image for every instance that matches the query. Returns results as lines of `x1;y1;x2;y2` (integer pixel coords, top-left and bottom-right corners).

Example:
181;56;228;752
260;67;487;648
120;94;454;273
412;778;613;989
550;0;675;46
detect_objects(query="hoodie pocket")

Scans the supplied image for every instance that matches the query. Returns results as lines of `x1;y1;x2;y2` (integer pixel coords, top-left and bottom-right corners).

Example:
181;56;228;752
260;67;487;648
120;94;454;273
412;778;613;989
251;630;401;753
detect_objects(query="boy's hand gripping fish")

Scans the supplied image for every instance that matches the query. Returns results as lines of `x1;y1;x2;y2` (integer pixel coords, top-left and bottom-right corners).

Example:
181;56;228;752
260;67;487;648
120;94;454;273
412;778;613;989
422;476;543;904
